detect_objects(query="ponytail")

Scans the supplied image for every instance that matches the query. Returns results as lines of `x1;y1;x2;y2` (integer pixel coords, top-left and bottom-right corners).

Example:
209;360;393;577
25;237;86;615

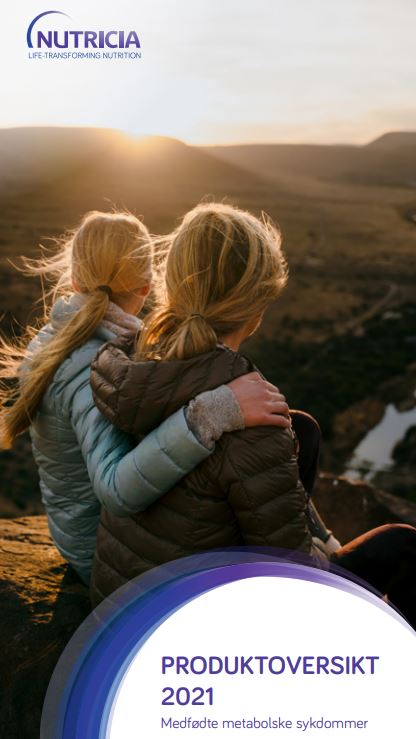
0;209;153;448
137;309;218;361
137;202;287;361
0;291;109;447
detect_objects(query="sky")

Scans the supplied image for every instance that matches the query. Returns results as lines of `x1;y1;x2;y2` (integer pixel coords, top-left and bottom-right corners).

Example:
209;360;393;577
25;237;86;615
1;0;416;145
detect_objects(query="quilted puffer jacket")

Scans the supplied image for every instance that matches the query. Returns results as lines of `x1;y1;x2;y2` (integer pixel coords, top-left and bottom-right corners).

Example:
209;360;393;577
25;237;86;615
27;295;213;584
90;338;326;605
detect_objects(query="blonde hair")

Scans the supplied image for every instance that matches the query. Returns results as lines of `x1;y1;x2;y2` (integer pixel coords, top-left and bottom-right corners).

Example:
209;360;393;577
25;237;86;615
0;210;152;448
137;202;287;361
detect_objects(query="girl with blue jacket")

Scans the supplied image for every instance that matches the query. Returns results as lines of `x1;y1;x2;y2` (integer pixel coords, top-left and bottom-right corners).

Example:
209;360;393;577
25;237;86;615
0;210;290;583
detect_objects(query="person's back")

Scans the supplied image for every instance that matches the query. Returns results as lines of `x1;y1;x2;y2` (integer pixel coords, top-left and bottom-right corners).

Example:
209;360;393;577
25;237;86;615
90;338;314;604
0;211;163;583
89;203;325;604
28;295;132;580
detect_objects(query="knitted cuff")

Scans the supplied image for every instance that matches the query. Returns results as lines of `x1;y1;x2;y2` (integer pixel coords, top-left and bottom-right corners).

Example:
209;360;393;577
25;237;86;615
185;384;245;449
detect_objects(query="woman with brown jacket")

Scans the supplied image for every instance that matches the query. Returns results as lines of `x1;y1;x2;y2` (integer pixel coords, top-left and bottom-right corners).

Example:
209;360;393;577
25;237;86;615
89;203;416;628
89;202;327;605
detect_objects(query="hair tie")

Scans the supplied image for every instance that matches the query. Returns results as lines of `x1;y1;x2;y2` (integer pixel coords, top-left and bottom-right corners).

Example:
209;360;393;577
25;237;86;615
184;313;205;323
96;285;112;297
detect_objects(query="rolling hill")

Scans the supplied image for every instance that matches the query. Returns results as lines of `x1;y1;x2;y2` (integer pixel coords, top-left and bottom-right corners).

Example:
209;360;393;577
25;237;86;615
0;127;269;207
366;131;416;151
202;131;416;188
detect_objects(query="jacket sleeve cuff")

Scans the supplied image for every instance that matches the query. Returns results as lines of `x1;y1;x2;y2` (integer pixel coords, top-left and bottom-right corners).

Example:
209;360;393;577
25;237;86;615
114;408;214;511
185;385;244;448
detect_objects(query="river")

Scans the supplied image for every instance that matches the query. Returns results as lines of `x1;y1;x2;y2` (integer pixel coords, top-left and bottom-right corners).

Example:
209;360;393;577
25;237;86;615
344;402;416;482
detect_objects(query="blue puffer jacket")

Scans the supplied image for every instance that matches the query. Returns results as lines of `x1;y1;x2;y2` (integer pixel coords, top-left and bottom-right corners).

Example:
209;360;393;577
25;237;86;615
27;295;212;584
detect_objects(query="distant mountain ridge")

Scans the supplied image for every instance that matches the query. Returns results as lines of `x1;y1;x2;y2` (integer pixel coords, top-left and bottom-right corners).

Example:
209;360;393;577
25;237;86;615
1;127;415;194
366;131;416;150
203;130;416;187
0;127;270;228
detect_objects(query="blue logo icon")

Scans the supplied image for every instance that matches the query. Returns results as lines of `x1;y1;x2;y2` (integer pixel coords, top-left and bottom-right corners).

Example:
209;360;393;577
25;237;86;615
26;9;141;52
27;10;71;48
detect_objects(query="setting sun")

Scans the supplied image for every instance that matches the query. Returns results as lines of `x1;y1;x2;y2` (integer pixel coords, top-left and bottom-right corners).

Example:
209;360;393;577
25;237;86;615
1;0;416;144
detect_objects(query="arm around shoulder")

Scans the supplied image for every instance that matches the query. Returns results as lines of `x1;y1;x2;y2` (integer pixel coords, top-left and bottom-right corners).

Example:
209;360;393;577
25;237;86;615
69;370;214;516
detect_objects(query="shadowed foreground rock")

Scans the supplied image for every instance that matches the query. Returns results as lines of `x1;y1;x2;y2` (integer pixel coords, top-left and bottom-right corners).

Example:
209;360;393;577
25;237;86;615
0;517;89;739
1;478;416;737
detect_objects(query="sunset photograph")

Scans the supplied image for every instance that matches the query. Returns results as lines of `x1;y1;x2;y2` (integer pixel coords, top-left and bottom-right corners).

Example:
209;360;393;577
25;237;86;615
0;2;415;737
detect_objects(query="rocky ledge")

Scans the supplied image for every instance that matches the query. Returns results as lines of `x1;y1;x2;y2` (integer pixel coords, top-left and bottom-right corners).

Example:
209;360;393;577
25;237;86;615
314;472;416;541
0;517;89;739
1;476;416;738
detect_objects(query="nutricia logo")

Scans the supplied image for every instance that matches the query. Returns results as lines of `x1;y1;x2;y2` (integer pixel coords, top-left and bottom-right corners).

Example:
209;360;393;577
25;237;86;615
27;10;141;60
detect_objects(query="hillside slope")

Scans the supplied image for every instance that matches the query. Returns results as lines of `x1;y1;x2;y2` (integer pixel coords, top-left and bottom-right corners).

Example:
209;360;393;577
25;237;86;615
203;131;416;187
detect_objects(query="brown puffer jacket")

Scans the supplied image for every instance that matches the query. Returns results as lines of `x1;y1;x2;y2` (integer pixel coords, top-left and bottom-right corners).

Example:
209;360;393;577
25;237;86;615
89;338;323;605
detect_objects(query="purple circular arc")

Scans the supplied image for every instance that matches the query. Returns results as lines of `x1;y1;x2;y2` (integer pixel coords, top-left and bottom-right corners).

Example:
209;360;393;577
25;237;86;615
39;550;414;739
27;10;71;48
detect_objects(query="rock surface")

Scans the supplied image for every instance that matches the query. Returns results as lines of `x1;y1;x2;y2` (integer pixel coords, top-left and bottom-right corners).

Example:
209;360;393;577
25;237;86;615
1;478;416;737
314;472;416;542
0;516;89;739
